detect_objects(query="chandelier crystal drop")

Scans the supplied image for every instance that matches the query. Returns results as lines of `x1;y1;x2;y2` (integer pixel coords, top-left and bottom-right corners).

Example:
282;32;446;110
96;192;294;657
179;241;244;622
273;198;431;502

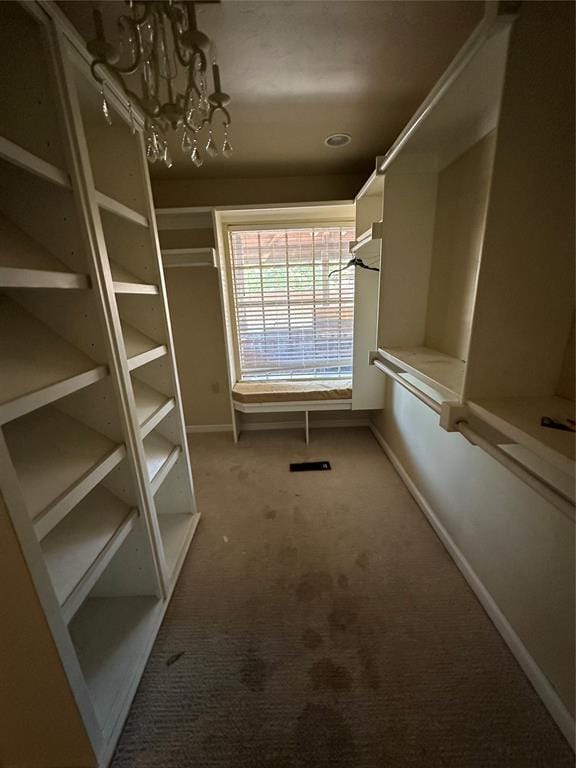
88;1;233;168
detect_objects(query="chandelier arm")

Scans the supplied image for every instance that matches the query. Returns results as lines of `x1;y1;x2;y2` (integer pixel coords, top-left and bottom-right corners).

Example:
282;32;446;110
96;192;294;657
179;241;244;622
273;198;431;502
153;14;176;110
185;61;204;102
208;103;231;126
149;15;161;101
106;16;142;76
125;88;157;122
91;59;154;123
167;5;195;68
126;1;153;26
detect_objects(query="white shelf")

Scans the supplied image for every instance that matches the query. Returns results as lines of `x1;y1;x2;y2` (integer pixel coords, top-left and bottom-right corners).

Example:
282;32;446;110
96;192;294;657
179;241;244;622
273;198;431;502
42;485;137;621
143;431;181;495
95;190;148;229
161;247;216;268
0;211;89;289
0;134;69;189
132;379;175;438
4;406;126;539
158;514;197;581
0;266;88;290
0;296;107;424
69;596;161;736
155;208;213;230
350;221;383;259
379;345;465;400
379;18;512;174
121;321;167;371
469;396;575;477
110;260;158;295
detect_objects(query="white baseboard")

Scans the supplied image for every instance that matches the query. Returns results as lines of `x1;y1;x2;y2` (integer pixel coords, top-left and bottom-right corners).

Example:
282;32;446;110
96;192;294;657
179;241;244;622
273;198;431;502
369;421;575;750
186;424;232;433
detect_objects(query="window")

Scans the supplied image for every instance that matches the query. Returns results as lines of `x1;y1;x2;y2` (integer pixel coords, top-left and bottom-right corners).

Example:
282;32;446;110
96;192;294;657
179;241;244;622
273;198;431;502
228;224;355;381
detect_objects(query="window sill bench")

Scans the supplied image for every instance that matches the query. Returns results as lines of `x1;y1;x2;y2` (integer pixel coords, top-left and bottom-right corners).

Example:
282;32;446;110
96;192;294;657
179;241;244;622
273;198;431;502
231;380;353;443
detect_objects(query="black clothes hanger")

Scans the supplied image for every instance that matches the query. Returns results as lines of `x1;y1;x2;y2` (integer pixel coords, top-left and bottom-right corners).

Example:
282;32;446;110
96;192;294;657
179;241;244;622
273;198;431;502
329;257;380;279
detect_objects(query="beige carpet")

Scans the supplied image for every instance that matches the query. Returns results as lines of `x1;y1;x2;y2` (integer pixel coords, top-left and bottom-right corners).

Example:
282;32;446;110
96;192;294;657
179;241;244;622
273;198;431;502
112;427;573;768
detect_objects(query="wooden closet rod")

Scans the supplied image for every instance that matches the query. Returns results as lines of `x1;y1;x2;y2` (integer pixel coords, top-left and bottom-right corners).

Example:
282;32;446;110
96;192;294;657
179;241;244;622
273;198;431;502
373;358;442;414
456;422;575;522
373;358;574;520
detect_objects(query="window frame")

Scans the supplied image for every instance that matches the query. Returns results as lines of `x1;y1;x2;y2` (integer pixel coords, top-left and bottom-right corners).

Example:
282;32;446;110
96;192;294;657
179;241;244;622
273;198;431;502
223;218;356;383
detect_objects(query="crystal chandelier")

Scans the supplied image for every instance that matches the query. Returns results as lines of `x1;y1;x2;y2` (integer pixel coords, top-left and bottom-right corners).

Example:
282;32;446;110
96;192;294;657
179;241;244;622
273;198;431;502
88;1;232;168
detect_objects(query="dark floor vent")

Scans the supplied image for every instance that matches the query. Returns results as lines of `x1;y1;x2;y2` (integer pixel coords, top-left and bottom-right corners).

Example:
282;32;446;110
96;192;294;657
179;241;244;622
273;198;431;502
290;461;331;472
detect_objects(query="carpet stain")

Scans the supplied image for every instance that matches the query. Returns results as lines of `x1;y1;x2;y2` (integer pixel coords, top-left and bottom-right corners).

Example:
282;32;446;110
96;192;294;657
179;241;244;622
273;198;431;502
309;658;353;691
275;575;289;590
337;573;350;590
294;703;356;766
357;646;381;690
292;506;307;526
165;651;185;667
296;571;333;602
355;550;371;570
279;544;298;564
263;506;277;520
238;470;249;481
240;652;268;692
302;628;323;650
110;430;575;768
328;606;358;635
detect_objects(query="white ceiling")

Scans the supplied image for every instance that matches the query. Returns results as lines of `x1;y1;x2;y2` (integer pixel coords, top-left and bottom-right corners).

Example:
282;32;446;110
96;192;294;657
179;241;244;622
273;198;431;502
60;1;484;180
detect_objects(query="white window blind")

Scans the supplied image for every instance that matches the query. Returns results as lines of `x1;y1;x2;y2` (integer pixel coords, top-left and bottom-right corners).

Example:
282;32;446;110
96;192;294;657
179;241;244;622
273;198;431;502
228;224;355;381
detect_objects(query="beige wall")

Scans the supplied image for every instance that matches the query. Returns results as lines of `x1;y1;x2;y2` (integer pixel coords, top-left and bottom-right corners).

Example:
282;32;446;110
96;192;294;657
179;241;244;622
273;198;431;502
371;383;575;721
557;313;575;401
164;267;231;426
153;173;363;208
425;131;496;360
0;493;95;767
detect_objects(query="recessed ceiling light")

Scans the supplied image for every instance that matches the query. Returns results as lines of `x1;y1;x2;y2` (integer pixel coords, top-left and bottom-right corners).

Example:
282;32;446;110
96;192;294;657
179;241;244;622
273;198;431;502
324;133;352;148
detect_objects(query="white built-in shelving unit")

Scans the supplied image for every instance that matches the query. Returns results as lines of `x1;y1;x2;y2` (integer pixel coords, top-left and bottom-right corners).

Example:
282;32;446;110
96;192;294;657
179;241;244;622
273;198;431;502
0;3;199;767
369;3;574;512
375;15;509;402
156;205;239;439
351;173;385;410
156;207;218;267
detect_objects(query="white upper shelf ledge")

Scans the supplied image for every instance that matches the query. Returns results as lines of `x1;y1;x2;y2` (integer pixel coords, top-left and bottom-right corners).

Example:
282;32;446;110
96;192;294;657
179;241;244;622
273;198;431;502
0;211;90;290
356;4;517;199
161;248;217;268
155;208;213;231
350;222;384;254
110;261;159;294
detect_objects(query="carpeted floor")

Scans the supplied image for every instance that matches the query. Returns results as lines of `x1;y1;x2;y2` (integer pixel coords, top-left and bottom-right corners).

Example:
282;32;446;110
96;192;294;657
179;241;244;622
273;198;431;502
111;427;573;768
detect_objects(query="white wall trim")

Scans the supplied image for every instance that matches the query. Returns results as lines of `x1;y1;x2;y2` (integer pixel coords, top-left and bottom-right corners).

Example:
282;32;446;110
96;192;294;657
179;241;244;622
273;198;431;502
369;421;575;750
186;424;232;433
